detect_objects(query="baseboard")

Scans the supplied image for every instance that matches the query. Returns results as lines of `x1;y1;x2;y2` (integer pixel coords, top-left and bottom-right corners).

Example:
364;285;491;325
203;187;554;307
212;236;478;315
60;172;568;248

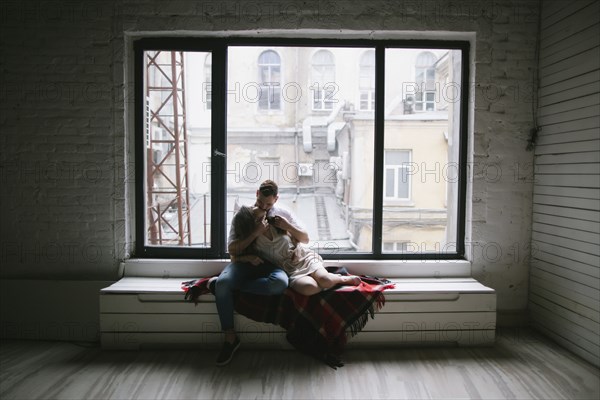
0;279;115;342
495;310;530;327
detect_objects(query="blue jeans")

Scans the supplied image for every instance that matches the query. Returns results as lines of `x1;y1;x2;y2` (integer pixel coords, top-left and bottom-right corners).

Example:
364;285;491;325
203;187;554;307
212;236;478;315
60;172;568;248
215;261;288;331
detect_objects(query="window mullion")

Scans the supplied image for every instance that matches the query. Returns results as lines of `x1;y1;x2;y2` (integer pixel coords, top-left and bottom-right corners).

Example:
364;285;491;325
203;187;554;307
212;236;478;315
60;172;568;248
212;45;227;258
456;45;470;258
134;42;146;257
372;45;385;257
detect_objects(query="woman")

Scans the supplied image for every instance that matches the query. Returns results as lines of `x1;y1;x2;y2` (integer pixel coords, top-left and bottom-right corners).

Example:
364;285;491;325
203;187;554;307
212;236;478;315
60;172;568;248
231;205;361;295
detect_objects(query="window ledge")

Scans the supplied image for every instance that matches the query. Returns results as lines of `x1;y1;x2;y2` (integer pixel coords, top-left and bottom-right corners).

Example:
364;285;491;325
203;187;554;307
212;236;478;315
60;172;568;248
120;258;471;279
383;200;416;207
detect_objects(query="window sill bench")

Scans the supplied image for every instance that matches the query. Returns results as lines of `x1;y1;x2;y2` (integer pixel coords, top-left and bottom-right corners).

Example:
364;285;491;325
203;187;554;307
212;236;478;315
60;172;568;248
100;271;496;350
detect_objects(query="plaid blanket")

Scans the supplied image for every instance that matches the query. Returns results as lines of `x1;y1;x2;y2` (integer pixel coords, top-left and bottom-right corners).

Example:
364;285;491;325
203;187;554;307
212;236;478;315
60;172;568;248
181;274;395;368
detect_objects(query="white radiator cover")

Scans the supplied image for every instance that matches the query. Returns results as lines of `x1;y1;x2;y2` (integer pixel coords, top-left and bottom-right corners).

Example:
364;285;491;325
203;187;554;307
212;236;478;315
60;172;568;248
100;276;496;349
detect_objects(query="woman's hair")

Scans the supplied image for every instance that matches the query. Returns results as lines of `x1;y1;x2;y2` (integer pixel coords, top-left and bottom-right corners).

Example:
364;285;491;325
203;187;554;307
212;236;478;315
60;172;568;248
232;205;256;240
232;204;288;240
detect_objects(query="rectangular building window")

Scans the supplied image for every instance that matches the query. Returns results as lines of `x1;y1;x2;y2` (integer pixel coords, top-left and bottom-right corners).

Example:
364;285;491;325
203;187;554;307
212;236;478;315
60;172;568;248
135;38;469;260
384;150;411;200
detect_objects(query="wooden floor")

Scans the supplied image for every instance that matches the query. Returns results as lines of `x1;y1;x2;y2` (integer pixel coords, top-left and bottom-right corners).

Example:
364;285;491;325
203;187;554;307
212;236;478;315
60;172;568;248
1;328;598;400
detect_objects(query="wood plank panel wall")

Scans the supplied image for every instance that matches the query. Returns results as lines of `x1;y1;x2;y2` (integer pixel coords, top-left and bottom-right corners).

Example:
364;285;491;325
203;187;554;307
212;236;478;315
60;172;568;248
530;0;600;367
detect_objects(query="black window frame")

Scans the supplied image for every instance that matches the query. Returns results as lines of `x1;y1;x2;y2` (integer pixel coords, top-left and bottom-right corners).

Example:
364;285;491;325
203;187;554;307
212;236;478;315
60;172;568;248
134;37;469;261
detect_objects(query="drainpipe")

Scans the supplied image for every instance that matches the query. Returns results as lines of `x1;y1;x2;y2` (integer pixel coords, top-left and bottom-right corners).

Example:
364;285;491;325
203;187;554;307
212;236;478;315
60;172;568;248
327;122;346;152
302;101;347;153
302;117;315;153
346;227;359;250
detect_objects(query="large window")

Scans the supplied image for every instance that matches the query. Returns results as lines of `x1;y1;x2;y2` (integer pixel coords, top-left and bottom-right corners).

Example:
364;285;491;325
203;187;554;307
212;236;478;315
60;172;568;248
135;38;468;260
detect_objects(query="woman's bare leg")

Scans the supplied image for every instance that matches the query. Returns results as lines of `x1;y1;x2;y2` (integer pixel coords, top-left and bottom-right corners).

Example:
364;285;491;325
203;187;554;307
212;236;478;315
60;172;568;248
291;269;362;295
311;268;361;289
290;275;322;296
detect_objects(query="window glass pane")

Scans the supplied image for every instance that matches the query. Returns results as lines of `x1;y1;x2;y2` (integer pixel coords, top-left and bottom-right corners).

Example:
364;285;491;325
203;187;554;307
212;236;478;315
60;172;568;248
416;51;437;67
227;46;374;254
259;50;279;64
271;88;281;109
271;66;281;83
383;48;461;254
386;150;410;165
385;168;395;197
359;50;375;89
258;86;269;109
204;54;212;110
397;169;409;198
144;51;212;247
313;89;322;109
359;92;368;110
415;69;424;83
260;67;270;83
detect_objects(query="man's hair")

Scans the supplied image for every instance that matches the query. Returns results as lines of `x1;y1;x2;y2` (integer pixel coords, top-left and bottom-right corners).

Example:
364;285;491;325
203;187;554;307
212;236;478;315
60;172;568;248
259;180;278;197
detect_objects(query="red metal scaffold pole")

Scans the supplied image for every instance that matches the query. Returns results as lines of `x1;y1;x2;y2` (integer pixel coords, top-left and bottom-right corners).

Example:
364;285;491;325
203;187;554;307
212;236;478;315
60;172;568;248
145;51;192;246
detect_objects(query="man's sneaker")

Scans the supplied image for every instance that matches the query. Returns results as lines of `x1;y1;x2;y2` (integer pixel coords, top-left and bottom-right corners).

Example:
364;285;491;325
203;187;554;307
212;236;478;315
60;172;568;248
216;337;241;366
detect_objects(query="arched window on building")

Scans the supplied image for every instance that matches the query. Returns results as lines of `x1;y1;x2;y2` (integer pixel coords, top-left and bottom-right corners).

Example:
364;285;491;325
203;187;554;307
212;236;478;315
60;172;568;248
204;53;212;110
311;50;335;111
359;50;375;111
415;51;437;112
258;50;281;111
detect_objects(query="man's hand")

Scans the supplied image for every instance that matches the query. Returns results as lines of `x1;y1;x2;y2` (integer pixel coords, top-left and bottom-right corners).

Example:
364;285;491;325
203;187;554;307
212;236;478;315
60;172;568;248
269;215;309;244
254;217;271;235
246;255;264;266
268;215;290;230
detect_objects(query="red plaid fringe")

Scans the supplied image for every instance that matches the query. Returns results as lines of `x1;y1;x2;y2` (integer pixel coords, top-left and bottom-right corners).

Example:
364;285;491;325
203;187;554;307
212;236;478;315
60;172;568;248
182;275;395;368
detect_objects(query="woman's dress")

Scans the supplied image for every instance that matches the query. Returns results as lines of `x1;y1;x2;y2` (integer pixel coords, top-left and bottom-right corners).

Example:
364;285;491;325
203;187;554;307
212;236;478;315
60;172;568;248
253;226;322;284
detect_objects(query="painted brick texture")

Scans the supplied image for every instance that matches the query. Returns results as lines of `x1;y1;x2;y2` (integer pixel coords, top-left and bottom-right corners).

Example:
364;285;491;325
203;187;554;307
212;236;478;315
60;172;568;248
0;0;539;312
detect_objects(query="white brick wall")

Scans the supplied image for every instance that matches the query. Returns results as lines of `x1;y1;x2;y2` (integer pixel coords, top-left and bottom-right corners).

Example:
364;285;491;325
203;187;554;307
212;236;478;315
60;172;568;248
1;1;120;281
1;0;541;338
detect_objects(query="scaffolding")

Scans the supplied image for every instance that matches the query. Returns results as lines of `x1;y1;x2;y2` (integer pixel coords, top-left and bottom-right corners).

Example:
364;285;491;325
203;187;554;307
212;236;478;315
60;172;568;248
145;51;192;246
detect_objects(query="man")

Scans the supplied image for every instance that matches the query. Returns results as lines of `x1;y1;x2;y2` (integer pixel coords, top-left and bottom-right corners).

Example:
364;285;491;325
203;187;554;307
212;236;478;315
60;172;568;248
212;180;309;366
